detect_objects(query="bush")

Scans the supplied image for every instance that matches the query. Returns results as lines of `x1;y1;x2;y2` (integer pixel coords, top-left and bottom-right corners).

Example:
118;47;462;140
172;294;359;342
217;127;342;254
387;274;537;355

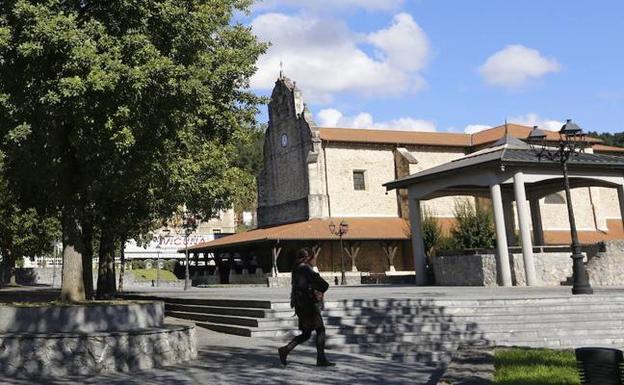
164;259;178;272
422;209;442;258
131;259;145;269
451;199;495;250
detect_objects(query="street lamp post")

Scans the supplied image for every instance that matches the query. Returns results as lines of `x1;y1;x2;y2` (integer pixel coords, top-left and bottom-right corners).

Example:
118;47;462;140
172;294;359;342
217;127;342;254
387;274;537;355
528;119;593;295
182;211;199;291
329;220;349;285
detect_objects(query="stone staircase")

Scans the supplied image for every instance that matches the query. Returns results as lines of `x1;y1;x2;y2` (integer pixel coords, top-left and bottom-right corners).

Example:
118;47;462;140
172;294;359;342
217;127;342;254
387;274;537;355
128;294;624;367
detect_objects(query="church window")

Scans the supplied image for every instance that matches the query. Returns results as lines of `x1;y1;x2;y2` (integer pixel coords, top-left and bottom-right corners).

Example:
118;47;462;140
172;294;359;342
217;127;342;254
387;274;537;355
353;170;366;191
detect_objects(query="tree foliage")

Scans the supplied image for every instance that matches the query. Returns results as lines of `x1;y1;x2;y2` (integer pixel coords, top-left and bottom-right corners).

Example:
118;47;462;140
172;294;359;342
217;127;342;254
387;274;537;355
587;131;624;148
422;208;442;258
450;199;495;250
0;0;266;300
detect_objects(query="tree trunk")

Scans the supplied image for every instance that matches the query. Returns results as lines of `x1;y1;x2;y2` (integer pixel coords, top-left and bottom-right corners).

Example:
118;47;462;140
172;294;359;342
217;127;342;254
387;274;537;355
8;263;16;286
118;237;126;293
60;209;86;302
1;250;12;287
96;229;116;299
82;220;94;300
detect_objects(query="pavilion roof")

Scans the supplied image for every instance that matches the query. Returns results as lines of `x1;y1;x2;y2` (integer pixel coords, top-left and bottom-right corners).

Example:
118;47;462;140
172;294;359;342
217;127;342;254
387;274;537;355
385;136;624;191
182;217;411;252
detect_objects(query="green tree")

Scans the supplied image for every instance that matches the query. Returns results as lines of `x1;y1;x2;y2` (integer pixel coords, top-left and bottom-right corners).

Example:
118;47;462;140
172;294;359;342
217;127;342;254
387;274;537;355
451;199;495;250
0;0;266;301
0;167;60;286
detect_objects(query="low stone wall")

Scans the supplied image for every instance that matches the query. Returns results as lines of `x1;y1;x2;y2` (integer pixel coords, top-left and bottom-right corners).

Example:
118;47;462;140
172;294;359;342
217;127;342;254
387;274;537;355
0;324;196;377
433;251;575;287
267;272;362;288
433;254;498;286
123;273;184;288
587;240;624;286
0;301;196;377
0;302;163;333
510;252;572;286
192;269;268;286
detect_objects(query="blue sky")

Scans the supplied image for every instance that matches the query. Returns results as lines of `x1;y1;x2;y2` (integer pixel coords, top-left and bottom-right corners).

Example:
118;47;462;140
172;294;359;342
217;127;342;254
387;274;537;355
242;1;624;134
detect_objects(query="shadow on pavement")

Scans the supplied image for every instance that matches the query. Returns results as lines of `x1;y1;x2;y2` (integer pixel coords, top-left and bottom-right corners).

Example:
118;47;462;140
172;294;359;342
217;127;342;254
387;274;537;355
5;343;442;385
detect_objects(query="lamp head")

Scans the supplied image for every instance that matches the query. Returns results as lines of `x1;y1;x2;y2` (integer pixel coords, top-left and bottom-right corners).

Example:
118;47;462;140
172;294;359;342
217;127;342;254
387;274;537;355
560;119;583;138
339;221;349;235
528;125;547;143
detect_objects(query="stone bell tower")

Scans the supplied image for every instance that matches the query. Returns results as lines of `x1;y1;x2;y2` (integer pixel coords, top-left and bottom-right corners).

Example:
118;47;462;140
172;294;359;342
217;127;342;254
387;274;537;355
256;75;329;228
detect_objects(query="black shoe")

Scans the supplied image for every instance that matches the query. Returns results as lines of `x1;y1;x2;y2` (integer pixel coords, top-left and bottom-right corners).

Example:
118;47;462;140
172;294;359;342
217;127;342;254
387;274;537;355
278;346;289;366
316;359;335;367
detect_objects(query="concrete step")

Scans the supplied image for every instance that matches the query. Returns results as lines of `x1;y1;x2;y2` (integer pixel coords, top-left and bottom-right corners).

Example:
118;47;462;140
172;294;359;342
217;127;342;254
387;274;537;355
165;303;269;318
245;309;624;331
439;303;624;315
124;295;273;309
194;322;252;337
166;310;261;327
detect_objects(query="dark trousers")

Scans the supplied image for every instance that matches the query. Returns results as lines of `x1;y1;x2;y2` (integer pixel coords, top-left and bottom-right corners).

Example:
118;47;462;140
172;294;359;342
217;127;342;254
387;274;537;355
284;327;327;360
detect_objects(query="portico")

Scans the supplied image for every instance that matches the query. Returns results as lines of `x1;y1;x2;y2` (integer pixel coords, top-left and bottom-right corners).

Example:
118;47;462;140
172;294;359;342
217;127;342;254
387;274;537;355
385;136;624;286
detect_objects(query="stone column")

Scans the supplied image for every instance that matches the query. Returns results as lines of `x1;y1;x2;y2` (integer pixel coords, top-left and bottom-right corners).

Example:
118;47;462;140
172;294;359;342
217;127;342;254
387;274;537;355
490;183;513;287
409;199;427;285
617;185;624;231
502;193;516;246
513;172;539;286
529;198;545;246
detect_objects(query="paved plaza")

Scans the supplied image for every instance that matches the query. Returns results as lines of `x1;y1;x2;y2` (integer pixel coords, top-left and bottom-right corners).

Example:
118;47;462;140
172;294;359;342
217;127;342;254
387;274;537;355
122;284;624;302
3;285;624;384
1;318;441;385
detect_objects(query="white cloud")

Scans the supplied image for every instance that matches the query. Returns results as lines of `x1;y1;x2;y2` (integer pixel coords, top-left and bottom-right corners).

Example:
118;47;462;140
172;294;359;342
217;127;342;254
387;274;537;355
317;108;436;131
509;113;563;131
464;124;492;134
367;13;429;72
250;13;430;102
253;0;404;12
478;45;560;88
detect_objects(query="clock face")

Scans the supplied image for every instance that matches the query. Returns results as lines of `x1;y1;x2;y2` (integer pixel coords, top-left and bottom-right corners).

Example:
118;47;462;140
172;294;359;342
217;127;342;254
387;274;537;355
280;133;288;147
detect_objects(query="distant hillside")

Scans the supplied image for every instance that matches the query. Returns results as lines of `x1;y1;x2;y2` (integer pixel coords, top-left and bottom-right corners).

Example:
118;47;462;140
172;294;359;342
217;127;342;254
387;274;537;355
588;131;624;147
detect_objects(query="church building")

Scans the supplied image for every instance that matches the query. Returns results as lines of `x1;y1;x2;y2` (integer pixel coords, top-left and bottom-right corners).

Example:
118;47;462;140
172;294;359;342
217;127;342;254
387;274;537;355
186;76;624;285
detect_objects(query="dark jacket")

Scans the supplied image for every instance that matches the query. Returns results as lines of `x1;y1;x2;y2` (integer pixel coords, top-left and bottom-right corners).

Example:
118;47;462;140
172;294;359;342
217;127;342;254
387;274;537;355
290;264;329;308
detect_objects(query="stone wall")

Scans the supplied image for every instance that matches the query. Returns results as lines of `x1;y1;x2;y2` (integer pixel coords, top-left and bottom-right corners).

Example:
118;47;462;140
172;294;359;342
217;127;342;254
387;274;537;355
433;254;498;287
268;272;362;288
0;324;196;377
0;302;163;333
433;251;575;287
510;252;572;286
587;240;624;286
18;268;184;289
324;143;398;217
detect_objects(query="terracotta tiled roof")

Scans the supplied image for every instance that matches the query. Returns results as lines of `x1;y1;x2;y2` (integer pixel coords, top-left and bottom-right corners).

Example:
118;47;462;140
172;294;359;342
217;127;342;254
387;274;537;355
592;144;624;153
318;127;471;147
471;123;602;146
317;124;602;148
184;218;411;252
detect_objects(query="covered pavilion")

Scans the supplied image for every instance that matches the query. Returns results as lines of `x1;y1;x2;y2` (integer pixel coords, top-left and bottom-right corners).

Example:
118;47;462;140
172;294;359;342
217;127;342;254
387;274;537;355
384;136;624;286
183;217;411;283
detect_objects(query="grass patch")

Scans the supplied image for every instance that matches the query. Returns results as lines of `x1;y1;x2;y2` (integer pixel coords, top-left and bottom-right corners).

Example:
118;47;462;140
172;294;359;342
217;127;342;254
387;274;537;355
495;347;579;385
131;268;178;282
